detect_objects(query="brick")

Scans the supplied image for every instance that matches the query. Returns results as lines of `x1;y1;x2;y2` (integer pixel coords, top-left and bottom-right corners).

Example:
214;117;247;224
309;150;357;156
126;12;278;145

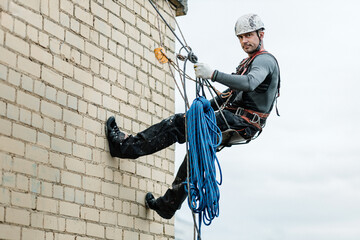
83;116;101;134
66;219;86;234
0;186;10;203
25;144;48;163
94;18;111;37
40;0;49;15
82;176;101;192
73;143;92;160
112;28;127;44
17;0;40;11
49;0;60;21
31;212;44;228
75;6;93;25
53;56;74;77
53;184;63;199
27;25;38;43
87;222;104;238
18;56;41;78
12;123;37;143
16;90;40;111
21;74;34;91
63;109;82;127
13;157;37;176
121;60;137;79
103;95;119;112
121;7;136;25
74;66;92;86
6;207;30;225
64;77;83;97
65;156;85;173
152;168;165;182
66;30;84;50
84;87;102;105
59;201;79;218
41;66;63;89
31;44;53;64
5;32;29;56
120;159;136;173
103;51;120;70
9;2;42;29
70;17;80;33
137;110;151;124
136;18;151;35
1;12;13;31
0;135;25;156
85;163;103;178
44;215;65;231
81;206;99;221
39;165;61;182
30;178;41;193
0;64;6;80
66;95;77;110
51;137;72;154
14;19;26;38
41;100;62;120
75;189;84;204
60;11;70;27
91;1;107;21
61;170;82;188
136;163;151;178
44;18;65;40
0;81;15;102
135;218;149;232
118;213;133;228
0;224;21;240
22;228;45;240
7;103;20;121
64;187;75;202
124;231;138;240
86;42;103;62
60;0;73;15
100;210;117;225
119;186;135;201
149;221;163;234
0;46;17;67
0;117;11;136
0;206;4;221
101;181;118;197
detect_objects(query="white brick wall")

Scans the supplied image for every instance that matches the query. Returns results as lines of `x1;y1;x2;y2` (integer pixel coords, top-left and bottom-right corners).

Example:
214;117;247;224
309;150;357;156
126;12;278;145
0;0;177;239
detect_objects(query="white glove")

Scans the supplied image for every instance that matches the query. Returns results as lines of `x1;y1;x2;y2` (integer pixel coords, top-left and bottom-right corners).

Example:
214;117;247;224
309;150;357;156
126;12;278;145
194;63;215;79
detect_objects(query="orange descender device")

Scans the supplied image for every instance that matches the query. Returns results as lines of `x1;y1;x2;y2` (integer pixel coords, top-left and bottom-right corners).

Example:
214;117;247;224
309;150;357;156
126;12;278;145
154;47;169;64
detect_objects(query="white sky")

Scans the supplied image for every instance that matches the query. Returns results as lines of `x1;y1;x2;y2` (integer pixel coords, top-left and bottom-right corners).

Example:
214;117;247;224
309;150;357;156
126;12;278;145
172;0;360;239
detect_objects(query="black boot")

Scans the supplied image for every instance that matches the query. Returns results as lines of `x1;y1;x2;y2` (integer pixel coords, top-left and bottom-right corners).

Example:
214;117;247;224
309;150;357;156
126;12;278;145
145;192;176;219
145;157;188;219
105;116;126;157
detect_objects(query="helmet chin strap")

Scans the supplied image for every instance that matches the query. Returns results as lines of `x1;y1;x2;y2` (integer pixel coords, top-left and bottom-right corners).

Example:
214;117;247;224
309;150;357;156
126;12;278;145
249;30;262;54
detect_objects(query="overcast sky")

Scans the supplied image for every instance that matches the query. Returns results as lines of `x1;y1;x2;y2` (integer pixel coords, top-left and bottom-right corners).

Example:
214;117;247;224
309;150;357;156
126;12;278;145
171;0;360;239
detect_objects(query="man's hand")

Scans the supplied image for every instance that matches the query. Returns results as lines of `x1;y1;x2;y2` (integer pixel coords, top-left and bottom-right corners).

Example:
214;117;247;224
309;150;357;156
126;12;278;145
194;63;215;79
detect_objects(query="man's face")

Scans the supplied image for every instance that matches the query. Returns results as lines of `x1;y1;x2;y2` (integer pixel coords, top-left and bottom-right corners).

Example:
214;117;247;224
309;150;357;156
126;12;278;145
237;31;263;54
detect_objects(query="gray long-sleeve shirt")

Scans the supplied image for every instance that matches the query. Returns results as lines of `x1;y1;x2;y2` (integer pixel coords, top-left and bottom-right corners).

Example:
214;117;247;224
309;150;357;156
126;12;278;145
212;53;280;114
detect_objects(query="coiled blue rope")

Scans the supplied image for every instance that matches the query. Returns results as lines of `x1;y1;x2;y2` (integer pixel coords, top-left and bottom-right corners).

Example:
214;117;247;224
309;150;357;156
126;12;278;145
185;96;223;232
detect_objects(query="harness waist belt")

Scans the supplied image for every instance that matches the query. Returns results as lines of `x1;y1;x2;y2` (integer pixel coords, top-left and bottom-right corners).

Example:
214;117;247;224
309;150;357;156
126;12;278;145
226;107;268;128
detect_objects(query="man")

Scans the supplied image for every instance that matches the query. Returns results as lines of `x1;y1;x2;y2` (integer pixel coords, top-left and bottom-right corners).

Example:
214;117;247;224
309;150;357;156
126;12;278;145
105;14;280;219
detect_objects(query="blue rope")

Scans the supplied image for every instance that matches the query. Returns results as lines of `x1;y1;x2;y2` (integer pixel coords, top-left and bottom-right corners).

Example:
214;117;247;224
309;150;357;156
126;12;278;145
185;96;223;233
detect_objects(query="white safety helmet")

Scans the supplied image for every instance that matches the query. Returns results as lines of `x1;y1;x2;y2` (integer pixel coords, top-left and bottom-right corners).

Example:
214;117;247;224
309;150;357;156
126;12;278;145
235;14;265;36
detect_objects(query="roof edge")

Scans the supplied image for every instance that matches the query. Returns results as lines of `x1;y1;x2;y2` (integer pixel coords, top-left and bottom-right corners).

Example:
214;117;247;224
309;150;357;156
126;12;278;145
168;0;188;16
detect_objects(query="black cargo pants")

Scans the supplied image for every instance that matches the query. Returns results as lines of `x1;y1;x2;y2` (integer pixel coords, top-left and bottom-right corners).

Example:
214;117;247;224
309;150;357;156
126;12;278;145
114;110;258;218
